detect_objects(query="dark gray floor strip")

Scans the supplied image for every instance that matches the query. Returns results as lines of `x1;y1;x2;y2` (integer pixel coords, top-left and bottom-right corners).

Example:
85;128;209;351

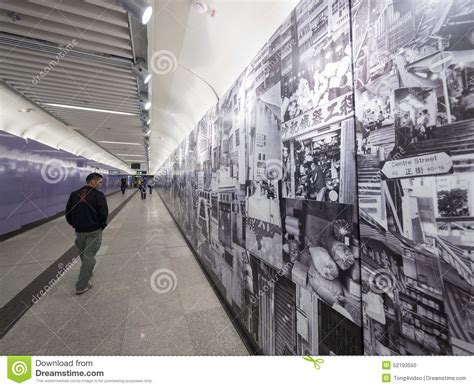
0;190;138;338
157;191;262;356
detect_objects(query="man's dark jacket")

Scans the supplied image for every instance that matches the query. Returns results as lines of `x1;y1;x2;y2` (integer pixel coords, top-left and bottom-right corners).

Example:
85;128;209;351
66;186;109;233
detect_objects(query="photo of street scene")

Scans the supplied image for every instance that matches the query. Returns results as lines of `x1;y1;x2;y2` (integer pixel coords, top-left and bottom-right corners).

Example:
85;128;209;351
353;0;474;355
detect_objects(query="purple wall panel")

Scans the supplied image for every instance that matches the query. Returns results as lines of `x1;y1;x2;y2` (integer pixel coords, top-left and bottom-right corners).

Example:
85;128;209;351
0;130;129;236
0;132;25;234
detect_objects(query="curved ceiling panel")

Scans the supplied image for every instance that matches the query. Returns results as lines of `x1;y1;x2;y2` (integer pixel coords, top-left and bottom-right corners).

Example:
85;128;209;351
1;0;301;174
0;83;133;171
148;0;299;173
0;0;149;172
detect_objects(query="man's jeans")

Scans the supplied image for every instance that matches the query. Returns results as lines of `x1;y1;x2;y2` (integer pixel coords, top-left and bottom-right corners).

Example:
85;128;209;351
75;229;103;291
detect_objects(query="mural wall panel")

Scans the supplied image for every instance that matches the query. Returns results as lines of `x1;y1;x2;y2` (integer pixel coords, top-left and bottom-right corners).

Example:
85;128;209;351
353;0;474;356
157;0;474;356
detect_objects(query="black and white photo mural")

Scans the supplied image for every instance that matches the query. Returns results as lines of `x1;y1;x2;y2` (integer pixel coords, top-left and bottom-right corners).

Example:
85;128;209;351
353;0;474;356
157;0;474;356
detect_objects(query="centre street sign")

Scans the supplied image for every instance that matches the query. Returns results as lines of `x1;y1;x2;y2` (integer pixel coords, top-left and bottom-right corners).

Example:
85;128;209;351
380;152;453;180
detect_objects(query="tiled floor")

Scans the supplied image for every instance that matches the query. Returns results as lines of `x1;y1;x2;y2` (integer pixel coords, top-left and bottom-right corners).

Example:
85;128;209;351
0;189;136;306
0;191;248;356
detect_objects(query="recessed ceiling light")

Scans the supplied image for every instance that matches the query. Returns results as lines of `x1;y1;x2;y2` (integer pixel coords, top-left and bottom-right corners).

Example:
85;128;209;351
133;61;151;84
45;103;135;116
116;0;153;25
141;6;153;24
18;108;33;113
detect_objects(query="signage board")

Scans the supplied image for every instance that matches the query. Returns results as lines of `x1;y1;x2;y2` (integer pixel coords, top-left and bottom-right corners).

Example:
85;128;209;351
380;152;453;180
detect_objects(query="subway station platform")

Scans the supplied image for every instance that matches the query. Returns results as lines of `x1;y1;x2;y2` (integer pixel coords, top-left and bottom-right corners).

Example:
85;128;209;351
0;191;248;356
1;0;472;360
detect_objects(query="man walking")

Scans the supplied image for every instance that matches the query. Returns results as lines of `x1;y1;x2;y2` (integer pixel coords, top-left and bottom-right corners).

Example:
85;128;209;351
139;180;147;200
120;177;127;194
147;178;155;194
66;173;108;294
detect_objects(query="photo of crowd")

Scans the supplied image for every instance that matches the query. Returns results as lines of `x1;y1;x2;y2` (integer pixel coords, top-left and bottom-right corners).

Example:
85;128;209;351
394;87;438;149
281;39;352;124
283;132;341;201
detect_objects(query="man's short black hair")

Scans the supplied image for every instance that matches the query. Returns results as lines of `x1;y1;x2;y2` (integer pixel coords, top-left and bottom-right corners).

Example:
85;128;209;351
86;172;103;183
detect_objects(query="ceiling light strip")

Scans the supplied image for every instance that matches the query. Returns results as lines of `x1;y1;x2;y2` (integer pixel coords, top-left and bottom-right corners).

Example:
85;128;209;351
45;103;136;115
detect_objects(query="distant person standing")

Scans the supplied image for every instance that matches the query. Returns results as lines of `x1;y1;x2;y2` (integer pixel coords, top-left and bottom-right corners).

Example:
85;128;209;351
461;89;474;119
398;112;414;148
376;110;385;129
308;161;327;201
120;178;127;195
147;178;155;194
139;181;147;200
65;173;108;295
